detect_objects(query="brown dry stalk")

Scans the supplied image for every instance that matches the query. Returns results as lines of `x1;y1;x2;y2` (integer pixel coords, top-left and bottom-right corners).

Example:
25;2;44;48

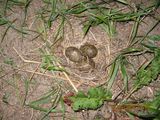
28;63;41;82
111;103;146;112
13;47;78;92
13;47;41;64
56;62;78;92
18;68;75;82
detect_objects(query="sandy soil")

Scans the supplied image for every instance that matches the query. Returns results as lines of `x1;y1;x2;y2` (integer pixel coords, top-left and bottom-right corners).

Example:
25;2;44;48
0;0;160;120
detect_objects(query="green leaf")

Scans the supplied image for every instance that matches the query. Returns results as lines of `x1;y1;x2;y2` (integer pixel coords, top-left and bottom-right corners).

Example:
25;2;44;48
88;87;112;100
0;18;8;25
107;59;120;90
72;98;103;111
120;57;129;91
133;49;160;90
87;87;100;98
67;6;87;14
41;55;65;72
75;91;87;98
121;47;143;55
148;35;160;41
69;87;112;111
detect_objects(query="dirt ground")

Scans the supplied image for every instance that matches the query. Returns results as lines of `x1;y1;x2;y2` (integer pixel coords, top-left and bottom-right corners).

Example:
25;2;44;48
0;0;160;120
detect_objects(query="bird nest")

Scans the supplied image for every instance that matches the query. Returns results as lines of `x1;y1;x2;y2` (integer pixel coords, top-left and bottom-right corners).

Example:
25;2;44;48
51;19;110;83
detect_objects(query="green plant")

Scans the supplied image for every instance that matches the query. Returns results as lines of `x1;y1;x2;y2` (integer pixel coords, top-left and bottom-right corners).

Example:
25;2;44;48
27;86;62;112
1;0;160;119
0;0;31;43
41;54;65;72
69;87;112;111
106;47;143;91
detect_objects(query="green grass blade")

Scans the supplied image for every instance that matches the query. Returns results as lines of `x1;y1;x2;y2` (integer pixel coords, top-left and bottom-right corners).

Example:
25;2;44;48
154;0;160;8
107;58;120;90
141;41;159;51
9;23;28;34
41;54;65;72
139;20;160;44
50;17;65;47
40;88;61;120
47;0;57;28
23;79;30;105
129;49;160;96
0;17;9;25
126;112;135;120
60;98;65;120
1;25;11;43
121;47;143;55
26;103;57;112
129;16;141;46
29;90;54;105
40;106;58;120
116;0;128;5
101;22;116;38
148;35;160;41
22;0;32;26
66;1;94;14
83;21;92;37
120;57;129;91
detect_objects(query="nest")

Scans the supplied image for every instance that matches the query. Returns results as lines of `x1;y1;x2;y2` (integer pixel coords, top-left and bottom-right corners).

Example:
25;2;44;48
51;19;110;83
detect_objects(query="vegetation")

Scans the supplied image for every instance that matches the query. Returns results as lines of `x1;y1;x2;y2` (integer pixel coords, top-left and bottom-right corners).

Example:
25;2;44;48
0;0;160;119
